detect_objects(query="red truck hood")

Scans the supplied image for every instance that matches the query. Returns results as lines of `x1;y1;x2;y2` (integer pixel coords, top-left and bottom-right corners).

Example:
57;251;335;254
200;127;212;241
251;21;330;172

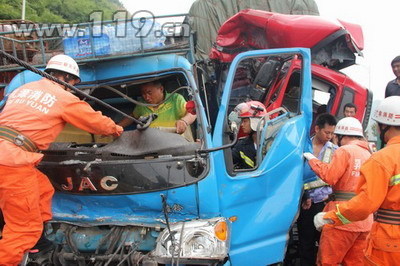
210;9;363;70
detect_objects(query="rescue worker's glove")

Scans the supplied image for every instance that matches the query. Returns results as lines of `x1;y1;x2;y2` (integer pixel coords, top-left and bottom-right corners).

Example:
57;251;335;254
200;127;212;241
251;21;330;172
137;114;158;131
313;212;333;231
303;152;317;161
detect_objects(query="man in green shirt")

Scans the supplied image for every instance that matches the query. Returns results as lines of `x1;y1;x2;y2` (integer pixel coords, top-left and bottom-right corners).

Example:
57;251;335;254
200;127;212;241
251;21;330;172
119;81;196;134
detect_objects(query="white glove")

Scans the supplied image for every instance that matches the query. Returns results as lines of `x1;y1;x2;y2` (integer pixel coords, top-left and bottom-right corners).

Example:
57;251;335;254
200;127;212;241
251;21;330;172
313;212;333;231
303;152;317;161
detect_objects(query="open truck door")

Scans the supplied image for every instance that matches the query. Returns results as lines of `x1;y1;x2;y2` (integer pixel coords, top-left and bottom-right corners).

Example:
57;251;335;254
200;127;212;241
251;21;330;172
212;48;312;265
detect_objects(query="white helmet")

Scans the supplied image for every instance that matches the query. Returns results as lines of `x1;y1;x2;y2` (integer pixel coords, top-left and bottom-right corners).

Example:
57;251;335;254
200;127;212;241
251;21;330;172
45;54;80;81
334;117;364;137
372;96;400;126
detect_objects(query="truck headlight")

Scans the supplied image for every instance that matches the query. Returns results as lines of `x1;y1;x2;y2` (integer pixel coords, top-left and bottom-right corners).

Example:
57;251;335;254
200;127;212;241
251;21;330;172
153;217;230;261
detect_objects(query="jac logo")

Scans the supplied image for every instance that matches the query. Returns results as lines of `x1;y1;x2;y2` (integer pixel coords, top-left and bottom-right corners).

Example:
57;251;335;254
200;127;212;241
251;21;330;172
61;176;119;191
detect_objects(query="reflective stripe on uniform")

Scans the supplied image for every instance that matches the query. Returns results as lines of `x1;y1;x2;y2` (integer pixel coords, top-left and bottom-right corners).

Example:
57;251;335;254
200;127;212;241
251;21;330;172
240;151;254;168
335;204;351;225
389;174;400;186
304;145;334;190
322;146;334;163
304;178;329;190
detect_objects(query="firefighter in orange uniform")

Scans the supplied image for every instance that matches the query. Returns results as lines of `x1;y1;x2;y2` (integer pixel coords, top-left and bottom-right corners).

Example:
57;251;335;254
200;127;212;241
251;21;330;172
304;117;373;265
230;101;268;169
314;96;400;265
0;55;123;265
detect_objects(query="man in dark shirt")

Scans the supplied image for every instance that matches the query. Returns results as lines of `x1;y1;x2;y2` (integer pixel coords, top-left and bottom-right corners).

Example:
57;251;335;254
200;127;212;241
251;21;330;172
385;55;400;97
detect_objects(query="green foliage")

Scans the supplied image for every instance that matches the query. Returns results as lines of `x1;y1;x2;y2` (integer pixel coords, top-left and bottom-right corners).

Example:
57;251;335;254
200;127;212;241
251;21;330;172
0;0;126;23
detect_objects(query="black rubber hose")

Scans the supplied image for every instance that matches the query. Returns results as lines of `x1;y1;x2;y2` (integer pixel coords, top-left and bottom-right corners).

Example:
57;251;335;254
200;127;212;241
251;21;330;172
0;49;145;126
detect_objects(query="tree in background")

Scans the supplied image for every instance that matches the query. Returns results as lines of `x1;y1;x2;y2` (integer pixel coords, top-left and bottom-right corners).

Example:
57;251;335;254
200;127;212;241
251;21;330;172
0;0;126;23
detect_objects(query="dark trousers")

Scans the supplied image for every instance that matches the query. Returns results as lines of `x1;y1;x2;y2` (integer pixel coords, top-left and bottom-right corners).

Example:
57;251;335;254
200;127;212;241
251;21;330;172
297;201;325;266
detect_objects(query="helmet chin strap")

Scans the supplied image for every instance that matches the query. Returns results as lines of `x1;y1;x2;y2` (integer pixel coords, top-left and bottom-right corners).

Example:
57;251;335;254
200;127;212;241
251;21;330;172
64;74;74;83
379;123;390;145
337;134;344;147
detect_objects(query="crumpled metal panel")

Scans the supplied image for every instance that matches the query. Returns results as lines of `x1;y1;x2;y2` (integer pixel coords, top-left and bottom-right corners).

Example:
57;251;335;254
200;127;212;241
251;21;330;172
209;9;363;70
51;184;201;226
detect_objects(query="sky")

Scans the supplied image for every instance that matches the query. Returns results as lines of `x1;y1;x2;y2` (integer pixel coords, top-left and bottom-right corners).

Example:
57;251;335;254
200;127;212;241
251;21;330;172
315;0;400;100
120;0;400;100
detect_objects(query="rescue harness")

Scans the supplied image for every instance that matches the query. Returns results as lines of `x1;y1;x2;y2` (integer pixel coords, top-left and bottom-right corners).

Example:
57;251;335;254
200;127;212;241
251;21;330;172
0;125;38;152
332;190;356;201
376;208;400;225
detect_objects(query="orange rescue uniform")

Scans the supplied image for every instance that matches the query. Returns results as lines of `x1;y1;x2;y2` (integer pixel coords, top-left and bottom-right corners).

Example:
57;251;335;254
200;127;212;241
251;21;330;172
0;78;123;265
324;135;400;265
308;140;373;265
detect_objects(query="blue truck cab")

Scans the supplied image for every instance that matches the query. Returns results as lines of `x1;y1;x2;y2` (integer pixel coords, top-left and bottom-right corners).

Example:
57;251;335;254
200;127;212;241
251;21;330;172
2;47;313;265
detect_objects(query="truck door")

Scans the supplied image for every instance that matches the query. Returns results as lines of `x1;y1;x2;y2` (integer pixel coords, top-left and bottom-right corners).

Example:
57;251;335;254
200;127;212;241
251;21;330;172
212;48;312;265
